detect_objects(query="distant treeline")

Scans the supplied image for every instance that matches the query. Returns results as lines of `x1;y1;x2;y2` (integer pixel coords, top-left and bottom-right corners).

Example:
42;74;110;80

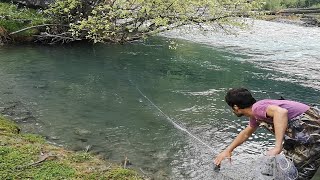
264;0;320;10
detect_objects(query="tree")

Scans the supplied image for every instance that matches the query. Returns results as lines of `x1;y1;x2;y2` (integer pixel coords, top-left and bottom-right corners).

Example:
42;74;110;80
45;0;263;43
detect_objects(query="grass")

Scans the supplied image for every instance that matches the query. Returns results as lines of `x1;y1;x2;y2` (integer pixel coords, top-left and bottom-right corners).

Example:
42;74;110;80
0;116;144;180
0;2;48;36
0;115;19;134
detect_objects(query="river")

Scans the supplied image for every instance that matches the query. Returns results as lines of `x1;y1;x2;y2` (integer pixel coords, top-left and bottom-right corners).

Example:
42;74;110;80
0;19;319;179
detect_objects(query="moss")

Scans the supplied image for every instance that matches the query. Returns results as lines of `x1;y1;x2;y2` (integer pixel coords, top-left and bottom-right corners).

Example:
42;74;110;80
32;161;76;179
0;115;20;134
106;168;142;180
0;2;48;36
0;146;35;179
21;134;46;144
68;152;92;163
0;115;145;180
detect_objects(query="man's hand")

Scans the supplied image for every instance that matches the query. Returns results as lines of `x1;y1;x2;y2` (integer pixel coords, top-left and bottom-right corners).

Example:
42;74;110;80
214;150;232;165
213;126;257;166
266;146;282;156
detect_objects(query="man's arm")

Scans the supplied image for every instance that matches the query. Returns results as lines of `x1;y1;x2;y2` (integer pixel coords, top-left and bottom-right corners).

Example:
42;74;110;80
214;125;257;165
265;105;288;156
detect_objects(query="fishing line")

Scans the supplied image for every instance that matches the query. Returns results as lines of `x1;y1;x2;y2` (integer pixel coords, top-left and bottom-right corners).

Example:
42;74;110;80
128;79;215;152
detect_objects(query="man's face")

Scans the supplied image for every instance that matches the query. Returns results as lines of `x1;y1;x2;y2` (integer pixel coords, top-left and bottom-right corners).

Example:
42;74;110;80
232;106;243;117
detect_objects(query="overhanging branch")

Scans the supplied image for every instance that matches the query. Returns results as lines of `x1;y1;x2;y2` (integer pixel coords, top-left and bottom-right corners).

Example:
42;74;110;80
9;24;69;35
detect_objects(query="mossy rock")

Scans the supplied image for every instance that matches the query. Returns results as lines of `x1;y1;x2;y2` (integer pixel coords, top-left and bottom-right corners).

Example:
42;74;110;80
0;115;20;134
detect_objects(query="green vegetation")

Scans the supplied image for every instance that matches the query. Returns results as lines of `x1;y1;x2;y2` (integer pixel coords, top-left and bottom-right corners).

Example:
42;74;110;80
0;116;144;180
46;0;264;43
263;0;320;10
106;168;143;180
0;2;48;36
1;0;319;44
0;115;19;134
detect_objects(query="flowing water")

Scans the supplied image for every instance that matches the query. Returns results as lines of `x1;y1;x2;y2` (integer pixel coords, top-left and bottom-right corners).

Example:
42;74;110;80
0;20;319;179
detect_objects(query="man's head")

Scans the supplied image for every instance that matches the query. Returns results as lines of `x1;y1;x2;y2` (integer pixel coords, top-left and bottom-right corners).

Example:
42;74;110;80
225;88;256;117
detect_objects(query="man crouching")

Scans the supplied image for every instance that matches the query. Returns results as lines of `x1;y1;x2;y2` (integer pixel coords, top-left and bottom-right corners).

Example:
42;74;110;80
214;88;320;179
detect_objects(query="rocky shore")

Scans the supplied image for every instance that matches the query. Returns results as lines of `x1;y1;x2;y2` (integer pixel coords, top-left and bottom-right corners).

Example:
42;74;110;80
264;14;320;27
0;115;146;179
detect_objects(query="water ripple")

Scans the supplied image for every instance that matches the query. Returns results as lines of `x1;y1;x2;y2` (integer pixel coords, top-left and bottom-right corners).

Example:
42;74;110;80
162;19;320;91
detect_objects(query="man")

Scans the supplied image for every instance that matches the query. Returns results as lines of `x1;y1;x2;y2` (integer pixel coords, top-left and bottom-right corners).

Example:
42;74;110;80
214;88;320;179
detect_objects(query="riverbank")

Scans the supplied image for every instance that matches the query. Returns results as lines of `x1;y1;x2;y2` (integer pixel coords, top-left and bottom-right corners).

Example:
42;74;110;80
260;13;320;27
0;115;145;179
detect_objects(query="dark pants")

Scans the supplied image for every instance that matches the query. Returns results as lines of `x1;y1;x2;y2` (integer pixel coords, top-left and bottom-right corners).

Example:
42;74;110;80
284;142;320;179
263;107;320;180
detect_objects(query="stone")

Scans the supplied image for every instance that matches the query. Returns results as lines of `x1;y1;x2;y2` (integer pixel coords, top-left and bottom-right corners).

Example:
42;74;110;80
74;128;91;136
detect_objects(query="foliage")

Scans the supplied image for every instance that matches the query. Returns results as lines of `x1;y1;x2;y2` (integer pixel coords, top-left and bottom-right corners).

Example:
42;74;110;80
46;0;264;43
45;0;83;24
306;0;320;6
311;3;320;7
0;116;144;180
0;2;48;36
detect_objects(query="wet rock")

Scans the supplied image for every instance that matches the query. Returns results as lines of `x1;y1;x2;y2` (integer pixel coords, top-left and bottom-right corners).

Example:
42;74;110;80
71;144;86;152
33;84;48;89
121;158;133;167
74;128;92;144
3;91;13;95
140;166;157;174
45;135;59;140
70;143;92;152
13;115;36;123
0;101;36;123
153;170;169;180
1;101;24;115
74;137;88;142
301;16;320;27
74;128;91;136
84;145;91;152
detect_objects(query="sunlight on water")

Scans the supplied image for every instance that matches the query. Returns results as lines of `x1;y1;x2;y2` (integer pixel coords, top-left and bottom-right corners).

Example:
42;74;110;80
162;19;320;91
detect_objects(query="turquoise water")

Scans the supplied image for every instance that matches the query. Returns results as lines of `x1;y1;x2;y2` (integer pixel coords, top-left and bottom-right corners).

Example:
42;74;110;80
0;36;319;179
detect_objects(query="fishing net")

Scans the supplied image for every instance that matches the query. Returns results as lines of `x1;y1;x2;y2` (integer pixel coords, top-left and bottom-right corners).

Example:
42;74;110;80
215;154;298;180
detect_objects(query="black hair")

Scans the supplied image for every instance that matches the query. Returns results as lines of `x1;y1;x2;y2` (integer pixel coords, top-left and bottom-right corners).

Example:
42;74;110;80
225;88;256;109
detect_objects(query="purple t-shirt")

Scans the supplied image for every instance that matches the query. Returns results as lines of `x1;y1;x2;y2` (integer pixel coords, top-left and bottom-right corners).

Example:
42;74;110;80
249;99;310;128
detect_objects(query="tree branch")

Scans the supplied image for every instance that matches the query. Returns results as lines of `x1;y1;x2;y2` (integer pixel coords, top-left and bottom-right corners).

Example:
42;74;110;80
9;24;69;35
